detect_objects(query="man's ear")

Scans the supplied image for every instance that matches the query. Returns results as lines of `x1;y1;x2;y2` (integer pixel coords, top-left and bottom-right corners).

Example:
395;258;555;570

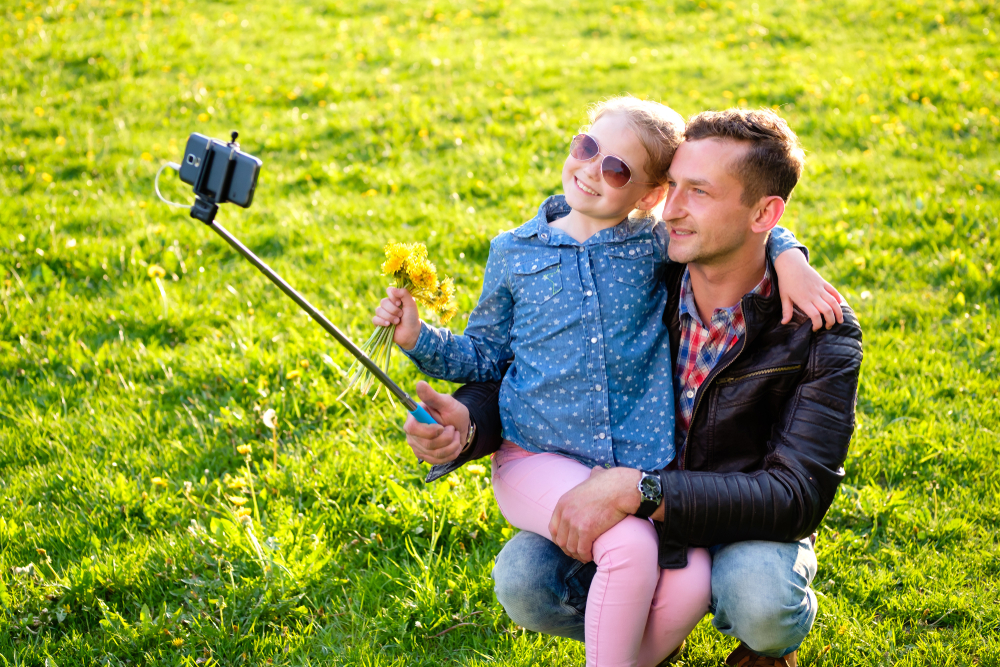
634;184;666;212
749;195;786;234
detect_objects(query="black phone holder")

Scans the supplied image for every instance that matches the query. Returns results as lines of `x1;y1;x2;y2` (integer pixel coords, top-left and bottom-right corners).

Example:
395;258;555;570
190;131;241;225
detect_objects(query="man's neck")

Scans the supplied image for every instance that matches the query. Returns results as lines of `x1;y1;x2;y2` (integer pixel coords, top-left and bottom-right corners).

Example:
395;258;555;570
688;247;767;325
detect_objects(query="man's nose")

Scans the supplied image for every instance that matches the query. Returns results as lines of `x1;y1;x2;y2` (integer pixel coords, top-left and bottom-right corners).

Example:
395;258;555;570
662;188;685;220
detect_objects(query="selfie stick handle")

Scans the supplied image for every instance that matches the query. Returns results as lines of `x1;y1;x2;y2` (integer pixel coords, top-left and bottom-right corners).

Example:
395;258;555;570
202;217;437;425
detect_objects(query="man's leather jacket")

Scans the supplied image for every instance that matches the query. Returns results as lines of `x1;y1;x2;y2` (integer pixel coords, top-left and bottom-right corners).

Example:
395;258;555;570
429;259;863;569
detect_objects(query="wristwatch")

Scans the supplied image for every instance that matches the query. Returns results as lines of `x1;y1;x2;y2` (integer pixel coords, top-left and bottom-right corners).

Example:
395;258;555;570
461;418;477;454
634;470;663;520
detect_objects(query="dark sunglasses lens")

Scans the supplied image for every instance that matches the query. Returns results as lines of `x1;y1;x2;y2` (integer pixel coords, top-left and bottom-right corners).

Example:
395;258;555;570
601;156;631;188
570;134;599;160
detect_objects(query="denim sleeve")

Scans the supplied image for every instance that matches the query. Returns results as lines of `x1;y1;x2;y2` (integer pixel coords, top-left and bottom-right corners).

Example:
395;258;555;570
766;226;809;263
401;242;514;383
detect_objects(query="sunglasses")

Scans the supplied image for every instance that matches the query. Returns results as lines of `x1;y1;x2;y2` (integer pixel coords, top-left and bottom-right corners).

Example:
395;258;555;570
569;133;655;189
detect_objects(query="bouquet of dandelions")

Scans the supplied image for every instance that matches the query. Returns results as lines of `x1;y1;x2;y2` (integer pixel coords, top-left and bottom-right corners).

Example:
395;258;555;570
341;242;458;401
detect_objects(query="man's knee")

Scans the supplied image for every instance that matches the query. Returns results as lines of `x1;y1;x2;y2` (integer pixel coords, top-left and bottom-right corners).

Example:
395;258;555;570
711;539;818;655
492;531;590;639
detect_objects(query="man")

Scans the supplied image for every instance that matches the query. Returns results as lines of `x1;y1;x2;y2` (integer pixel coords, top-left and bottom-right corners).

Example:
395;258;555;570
403;108;863;666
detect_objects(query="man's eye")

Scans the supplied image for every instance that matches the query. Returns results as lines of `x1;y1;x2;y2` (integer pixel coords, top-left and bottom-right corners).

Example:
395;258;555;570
694;188;707;195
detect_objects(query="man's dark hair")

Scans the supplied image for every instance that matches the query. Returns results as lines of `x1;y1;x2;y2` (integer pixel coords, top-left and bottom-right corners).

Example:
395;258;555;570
684;108;805;207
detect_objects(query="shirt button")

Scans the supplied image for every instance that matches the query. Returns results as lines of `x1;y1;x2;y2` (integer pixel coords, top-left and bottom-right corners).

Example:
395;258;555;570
578;247;585;252
595;384;602;391
586;290;593;296
598;433;606;440
590;337;597;343
686;390;695;399
541;234;548;239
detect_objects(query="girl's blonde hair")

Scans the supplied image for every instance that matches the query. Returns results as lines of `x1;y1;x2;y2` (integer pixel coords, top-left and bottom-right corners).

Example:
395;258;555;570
588;95;685;219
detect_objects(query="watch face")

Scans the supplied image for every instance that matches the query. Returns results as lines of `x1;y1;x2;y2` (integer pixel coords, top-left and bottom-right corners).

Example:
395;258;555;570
639;474;661;501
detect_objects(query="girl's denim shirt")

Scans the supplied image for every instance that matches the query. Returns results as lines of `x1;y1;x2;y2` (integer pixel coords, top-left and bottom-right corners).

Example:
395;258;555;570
403;195;802;470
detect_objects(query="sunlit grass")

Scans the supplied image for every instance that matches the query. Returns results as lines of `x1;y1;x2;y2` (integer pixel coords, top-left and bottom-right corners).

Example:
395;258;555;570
1;0;998;664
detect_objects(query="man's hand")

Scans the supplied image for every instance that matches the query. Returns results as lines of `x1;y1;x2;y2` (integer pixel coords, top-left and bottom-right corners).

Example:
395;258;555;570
403;381;470;464
773;249;844;331
548;466;642;563
373;286;422;350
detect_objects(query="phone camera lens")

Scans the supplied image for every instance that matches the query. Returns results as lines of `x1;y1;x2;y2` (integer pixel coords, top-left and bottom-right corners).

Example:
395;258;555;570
186;154;195;164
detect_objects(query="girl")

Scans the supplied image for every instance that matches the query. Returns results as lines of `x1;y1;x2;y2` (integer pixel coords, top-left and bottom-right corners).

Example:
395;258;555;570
373;97;829;666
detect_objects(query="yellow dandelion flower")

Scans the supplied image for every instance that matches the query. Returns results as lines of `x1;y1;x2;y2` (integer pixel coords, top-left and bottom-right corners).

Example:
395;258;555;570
299;359;310;368
147;264;166;279
433;278;458;315
439;304;459;324
236;444;253;455
382;242;412;275
172;638;184;647
407;257;439;293
228;495;249;506
285;369;302;380
235;507;252;519
151;476;168;487
227;476;248;489
466;464;486;476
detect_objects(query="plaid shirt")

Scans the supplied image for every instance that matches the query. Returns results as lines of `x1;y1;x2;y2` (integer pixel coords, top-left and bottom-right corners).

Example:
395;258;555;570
675;266;773;437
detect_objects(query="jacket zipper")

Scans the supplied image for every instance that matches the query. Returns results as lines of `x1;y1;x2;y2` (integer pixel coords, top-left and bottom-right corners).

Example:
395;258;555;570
681;333;748;471
714;364;803;386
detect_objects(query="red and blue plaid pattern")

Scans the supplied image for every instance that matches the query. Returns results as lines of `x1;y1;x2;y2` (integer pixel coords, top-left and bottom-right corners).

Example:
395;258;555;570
675;267;773;435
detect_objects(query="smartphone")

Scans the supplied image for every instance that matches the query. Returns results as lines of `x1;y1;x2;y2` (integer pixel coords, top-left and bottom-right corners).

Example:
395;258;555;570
178;132;262;208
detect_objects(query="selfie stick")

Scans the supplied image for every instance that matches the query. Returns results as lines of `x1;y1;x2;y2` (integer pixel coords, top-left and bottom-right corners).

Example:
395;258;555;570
185;136;437;427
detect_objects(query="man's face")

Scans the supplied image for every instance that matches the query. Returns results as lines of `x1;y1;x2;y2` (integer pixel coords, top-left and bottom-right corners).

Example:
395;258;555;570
662;138;756;266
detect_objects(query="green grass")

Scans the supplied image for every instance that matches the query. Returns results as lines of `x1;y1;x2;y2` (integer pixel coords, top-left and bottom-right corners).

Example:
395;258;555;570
1;0;999;664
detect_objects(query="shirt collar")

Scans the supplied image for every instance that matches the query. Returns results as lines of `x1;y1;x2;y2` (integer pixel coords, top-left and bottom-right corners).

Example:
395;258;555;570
678;264;773;328
509;195;657;244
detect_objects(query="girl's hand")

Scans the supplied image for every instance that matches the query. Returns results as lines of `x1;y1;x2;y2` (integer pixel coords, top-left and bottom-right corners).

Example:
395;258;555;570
374;286;422;349
773;250;844;331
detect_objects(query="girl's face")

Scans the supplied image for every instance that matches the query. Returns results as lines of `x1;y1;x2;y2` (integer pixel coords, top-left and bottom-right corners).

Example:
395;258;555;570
561;113;656;222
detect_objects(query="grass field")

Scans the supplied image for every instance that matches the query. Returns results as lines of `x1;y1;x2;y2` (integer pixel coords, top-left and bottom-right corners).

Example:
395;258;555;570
2;0;999;664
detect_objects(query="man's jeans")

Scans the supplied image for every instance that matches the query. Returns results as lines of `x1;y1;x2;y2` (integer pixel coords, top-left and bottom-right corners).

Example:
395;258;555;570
492;531;818;658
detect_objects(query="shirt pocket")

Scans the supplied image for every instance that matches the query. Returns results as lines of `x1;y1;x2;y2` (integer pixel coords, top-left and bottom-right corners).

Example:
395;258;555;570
607;242;654;287
510;251;563;304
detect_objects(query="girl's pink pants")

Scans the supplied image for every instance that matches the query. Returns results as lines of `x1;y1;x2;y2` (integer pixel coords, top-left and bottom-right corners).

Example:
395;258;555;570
491;442;712;667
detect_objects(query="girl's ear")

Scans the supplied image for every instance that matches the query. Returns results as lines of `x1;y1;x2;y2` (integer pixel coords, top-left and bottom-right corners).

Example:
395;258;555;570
634;184;666;212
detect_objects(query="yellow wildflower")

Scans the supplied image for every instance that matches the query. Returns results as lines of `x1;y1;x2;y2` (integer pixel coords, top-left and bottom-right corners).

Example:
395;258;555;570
285;369;302;380
172;638;184;647
236;444;253;455
381;242;411;275
235;507;252;519
147;264;166;279
228;495;249;506
466;464;486;476
439;303;459;324
407;257;439;293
